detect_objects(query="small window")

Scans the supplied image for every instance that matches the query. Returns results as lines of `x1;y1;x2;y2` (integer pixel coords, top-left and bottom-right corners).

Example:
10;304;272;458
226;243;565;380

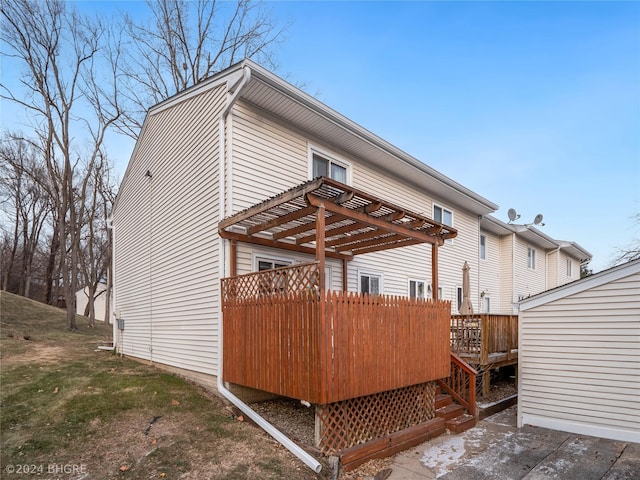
527;246;536;270
434;204;453;244
480;235;487;260
456;287;463;312
409;279;426;299
312;153;347;183
257;259;291;271
359;271;382;295
437;287;443;300
567;258;573;277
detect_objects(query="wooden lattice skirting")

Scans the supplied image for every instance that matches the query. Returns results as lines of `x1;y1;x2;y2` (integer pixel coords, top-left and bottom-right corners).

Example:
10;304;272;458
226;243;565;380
316;381;437;455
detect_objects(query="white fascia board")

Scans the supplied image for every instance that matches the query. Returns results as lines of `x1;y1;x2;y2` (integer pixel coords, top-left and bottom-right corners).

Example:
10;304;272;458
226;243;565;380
519;258;640;311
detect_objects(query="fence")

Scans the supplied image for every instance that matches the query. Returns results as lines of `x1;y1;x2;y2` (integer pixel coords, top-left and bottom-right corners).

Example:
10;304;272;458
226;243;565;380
221;263;451;405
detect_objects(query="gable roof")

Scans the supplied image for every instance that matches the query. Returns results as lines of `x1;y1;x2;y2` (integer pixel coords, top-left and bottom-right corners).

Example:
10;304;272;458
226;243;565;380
519;258;640;311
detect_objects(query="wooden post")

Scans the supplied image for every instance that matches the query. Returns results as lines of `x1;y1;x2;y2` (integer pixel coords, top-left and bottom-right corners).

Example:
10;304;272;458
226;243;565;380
316;204;327;404
230;240;237;277
342;258;348;292
431;243;439;300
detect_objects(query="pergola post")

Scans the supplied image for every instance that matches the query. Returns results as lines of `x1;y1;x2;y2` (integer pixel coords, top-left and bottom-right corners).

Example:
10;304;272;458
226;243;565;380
315;203;327;404
342;258;348;292
230;240;237;277
432;243;439;300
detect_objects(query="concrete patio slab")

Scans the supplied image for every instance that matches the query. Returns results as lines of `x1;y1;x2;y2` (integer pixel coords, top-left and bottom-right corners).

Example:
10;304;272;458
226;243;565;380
386;406;640;480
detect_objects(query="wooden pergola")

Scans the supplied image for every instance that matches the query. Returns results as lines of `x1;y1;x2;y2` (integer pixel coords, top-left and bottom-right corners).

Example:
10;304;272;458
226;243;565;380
218;176;457;294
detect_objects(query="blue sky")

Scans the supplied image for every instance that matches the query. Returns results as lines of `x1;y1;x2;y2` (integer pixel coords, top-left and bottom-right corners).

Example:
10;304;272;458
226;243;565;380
3;1;639;272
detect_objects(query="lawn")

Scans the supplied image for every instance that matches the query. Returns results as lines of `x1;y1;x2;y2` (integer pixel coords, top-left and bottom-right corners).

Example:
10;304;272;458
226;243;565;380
0;291;326;479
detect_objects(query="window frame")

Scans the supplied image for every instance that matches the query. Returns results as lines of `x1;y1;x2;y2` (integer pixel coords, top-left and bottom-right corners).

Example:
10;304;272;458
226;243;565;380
408;278;427;299
433;203;454;244
479;234;487;261
253;254;293;272
567;258;573;277
527;246;536;270
456;286;463;313
358;269;383;295
308;145;351;184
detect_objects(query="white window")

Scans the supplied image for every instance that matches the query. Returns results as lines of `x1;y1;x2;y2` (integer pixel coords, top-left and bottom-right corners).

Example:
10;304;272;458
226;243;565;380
359;271;382;295
312;152;348;183
482;296;490;313
456;286;463;312
437;287;443;300
567;258;573;277
409;279;426;299
433;204;453;243
480;235;487;260
256;257;291;271
527;246;536;270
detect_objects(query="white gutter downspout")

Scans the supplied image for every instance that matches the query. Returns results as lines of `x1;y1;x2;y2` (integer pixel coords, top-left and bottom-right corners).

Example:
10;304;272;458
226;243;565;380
215;65;322;474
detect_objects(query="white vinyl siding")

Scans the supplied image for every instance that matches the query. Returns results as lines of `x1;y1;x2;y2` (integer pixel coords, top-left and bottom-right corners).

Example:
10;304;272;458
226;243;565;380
113;85;225;376
518;266;640;443
479;230;501;313
231;102;480;311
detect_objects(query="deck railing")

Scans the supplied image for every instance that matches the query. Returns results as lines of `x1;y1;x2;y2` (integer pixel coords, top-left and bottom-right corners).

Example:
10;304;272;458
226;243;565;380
450;314;518;365
221;263;451;404
437;352;477;417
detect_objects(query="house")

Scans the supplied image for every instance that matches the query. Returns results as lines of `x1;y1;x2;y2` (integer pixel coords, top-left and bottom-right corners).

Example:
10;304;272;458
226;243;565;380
111;59;591;466
518;259;640;443
480;215;591;314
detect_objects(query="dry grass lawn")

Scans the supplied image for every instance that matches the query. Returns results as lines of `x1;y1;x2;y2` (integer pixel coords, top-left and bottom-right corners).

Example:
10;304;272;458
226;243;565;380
0;291;327;479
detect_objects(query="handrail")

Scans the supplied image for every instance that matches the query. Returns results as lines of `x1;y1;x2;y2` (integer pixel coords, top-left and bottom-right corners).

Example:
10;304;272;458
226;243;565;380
437;352;477;418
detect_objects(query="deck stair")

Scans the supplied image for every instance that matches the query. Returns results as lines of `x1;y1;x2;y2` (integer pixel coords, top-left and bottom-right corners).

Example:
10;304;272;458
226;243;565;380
435;391;476;434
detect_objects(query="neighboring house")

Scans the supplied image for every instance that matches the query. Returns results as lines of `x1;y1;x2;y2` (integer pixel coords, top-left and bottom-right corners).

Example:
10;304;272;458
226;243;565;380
518;259;640;443
111;59;591;417
75;282;109;321
480;215;591;314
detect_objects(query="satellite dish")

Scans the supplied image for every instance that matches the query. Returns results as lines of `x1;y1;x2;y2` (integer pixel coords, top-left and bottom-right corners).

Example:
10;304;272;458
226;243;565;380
508;208;517;222
533;214;543;225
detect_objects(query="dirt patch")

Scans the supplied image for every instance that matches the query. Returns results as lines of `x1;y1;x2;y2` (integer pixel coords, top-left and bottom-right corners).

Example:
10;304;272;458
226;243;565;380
2;343;67;366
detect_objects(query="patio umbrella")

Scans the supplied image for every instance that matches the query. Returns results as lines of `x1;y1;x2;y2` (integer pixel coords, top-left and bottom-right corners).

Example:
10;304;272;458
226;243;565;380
459;261;474;315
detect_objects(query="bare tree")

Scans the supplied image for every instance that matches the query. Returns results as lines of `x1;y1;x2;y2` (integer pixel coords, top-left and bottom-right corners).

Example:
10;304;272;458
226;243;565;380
0;135;50;297
115;0;285;137
611;212;640;266
1;0;122;329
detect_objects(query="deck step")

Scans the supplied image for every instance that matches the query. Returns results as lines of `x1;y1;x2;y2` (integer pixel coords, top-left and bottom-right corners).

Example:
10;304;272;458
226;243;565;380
445;414;476;434
435;403;464;421
435;393;453;409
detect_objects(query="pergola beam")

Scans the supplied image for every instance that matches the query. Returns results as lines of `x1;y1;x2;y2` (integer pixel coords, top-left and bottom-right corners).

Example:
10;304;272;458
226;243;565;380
305;193;439;246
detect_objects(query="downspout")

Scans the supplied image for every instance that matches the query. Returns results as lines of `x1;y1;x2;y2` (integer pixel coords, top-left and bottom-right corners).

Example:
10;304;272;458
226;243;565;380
107;217;117;349
215;65;322;474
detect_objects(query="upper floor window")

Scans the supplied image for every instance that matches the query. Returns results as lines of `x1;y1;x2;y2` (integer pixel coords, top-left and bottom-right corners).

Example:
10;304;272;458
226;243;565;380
409;279;426;299
456;286;463;312
359;271;382;295
527;247;536;270
480;235;487;260
567;258;573;277
312;152;347;183
433;204;453;243
482;296;490;313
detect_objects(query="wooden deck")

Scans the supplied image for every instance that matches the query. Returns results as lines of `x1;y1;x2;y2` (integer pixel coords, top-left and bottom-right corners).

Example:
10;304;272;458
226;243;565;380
221;262;451;405
450;314;518;395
